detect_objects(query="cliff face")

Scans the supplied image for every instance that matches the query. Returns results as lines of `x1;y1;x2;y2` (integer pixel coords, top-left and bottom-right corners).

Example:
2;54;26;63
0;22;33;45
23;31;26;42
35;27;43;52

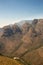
0;19;43;65
0;24;22;57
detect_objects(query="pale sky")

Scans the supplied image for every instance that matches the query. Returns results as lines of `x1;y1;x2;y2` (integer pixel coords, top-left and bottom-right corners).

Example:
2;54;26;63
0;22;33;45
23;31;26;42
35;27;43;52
0;0;43;27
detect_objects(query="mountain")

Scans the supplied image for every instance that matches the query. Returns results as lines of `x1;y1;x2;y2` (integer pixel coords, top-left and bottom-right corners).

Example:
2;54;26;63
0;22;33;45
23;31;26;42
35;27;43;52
16;20;32;26
22;22;31;34
0;24;22;57
0;28;3;37
0;19;43;65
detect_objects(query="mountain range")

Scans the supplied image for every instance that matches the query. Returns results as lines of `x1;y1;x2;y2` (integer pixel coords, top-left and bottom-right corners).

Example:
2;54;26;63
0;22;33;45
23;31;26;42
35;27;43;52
0;19;43;65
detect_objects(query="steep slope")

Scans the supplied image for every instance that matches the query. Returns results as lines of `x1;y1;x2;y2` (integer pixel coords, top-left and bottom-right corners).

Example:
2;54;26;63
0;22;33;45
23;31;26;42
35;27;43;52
21;19;43;65
0;24;22;57
13;19;43;65
0;28;3;37
22;47;43;65
0;55;24;65
0;19;43;65
22;22;31;34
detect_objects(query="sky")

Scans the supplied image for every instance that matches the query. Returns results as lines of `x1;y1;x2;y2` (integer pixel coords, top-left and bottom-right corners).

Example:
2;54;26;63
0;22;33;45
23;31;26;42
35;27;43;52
0;0;43;27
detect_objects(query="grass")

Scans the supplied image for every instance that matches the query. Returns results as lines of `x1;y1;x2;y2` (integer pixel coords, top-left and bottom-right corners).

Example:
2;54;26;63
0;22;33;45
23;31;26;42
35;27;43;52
0;55;24;65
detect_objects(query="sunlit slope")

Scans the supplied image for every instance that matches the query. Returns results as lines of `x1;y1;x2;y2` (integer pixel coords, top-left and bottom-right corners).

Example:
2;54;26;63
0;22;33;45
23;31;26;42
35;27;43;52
0;56;24;65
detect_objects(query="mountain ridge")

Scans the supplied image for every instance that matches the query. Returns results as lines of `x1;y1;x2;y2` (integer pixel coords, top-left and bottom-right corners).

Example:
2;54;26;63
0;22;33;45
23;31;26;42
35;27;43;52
0;19;43;65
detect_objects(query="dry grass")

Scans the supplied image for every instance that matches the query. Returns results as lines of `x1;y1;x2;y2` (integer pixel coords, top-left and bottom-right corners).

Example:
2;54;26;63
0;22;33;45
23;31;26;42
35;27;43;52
0;56;24;65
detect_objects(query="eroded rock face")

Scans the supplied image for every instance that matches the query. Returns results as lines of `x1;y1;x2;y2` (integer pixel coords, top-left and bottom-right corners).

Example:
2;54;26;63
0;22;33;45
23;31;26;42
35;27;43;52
0;28;3;37
32;19;38;25
0;42;5;54
22;22;31;34
2;24;22;37
12;24;22;34
0;24;22;57
0;42;4;50
35;19;43;33
0;19;43;65
2;28;14;37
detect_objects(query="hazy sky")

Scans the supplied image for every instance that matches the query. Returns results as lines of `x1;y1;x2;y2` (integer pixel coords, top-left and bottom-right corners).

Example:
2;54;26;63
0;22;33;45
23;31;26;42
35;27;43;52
0;0;43;27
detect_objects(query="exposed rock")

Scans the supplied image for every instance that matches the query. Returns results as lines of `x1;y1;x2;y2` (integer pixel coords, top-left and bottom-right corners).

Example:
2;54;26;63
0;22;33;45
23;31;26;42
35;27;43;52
22;22;31;34
0;19;43;65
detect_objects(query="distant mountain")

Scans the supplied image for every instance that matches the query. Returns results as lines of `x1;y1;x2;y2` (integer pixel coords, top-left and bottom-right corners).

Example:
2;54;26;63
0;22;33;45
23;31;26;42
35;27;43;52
0;19;43;65
0;28;3;37
16;20;32;27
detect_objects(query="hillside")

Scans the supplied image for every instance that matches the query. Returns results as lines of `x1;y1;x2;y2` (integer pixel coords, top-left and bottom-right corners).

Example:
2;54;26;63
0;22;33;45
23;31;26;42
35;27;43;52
0;55;24;65
0;19;43;65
